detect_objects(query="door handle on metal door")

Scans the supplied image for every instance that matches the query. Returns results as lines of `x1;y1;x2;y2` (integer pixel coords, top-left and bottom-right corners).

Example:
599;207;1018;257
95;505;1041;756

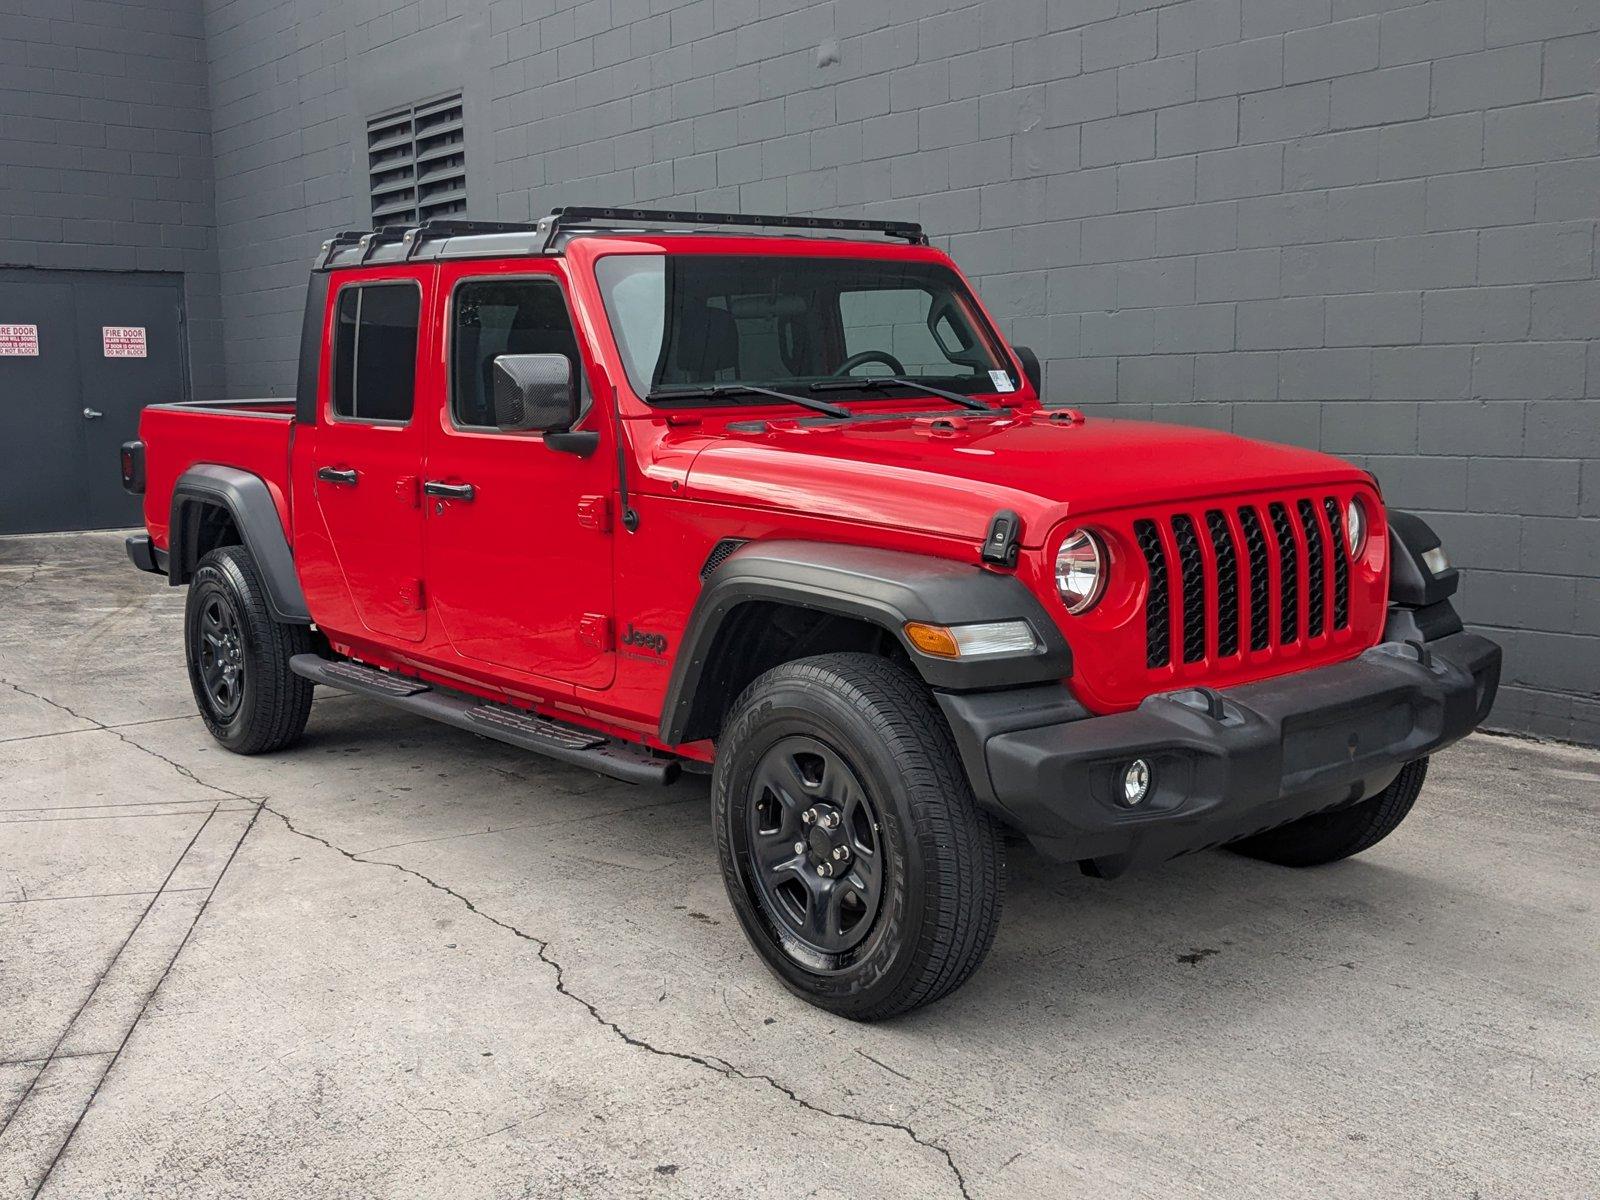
317;466;358;485
83;407;104;419
423;481;475;501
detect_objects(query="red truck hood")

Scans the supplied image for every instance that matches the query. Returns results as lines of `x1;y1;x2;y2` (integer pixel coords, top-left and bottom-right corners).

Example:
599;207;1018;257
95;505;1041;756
683;411;1368;545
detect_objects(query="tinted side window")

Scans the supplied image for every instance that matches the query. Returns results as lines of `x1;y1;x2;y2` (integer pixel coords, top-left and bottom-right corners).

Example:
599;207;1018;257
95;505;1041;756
332;283;420;422
451;278;580;428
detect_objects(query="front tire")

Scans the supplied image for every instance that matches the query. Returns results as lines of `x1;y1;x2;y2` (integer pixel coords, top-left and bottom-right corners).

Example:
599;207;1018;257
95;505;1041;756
712;653;1004;1021
185;544;313;755
1228;758;1428;867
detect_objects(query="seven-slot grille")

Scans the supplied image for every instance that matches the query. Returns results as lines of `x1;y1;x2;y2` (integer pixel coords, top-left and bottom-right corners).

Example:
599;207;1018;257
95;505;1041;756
1134;495;1353;670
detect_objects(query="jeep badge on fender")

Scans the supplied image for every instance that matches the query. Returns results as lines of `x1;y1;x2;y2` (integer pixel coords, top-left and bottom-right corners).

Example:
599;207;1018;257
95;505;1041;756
621;623;667;654
123;206;1500;1021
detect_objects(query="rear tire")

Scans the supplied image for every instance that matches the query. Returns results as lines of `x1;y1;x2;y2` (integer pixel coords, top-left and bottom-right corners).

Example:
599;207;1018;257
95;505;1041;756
1228;758;1428;867
185;544;313;755
712;653;1004;1021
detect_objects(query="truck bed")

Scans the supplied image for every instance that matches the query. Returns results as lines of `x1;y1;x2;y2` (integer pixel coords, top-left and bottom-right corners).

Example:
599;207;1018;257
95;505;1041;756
140;399;295;551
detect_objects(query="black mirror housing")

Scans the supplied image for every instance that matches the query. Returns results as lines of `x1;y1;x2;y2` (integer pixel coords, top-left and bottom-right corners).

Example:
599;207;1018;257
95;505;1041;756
492;353;578;433
1012;345;1042;395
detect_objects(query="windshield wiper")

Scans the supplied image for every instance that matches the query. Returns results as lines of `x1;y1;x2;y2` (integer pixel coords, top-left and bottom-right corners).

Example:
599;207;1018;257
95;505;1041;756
646;383;850;420
810;376;1004;413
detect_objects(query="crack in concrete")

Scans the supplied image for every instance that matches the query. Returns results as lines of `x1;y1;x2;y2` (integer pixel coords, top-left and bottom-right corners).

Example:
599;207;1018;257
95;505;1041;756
0;560;46;591
0;712;197;747
2;673;971;1194
0;678;254;802
265;805;974;1200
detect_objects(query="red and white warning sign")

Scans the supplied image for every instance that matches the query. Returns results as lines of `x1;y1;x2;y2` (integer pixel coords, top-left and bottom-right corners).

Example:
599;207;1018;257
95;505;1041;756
0;324;39;356
102;326;147;358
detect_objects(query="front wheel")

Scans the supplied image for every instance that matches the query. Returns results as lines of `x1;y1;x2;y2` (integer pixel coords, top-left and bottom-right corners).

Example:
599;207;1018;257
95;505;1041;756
1228;758;1428;867
185;544;313;755
712;653;1004;1021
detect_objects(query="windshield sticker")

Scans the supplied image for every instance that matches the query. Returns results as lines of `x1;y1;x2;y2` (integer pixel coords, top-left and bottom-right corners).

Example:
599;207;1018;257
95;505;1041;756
989;369;1015;393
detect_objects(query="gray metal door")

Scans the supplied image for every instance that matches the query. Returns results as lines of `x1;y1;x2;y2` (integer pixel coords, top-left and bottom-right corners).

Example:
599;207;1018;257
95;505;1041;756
0;269;188;535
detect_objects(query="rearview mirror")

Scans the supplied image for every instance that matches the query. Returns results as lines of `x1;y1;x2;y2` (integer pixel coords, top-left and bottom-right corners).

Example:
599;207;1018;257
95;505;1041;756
492;353;578;433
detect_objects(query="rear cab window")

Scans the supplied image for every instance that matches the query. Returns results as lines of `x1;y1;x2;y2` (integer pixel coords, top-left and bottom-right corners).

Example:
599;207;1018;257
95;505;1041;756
331;282;422;423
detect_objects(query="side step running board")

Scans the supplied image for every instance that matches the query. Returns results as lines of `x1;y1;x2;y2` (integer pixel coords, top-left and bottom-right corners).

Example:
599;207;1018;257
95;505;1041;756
289;655;678;787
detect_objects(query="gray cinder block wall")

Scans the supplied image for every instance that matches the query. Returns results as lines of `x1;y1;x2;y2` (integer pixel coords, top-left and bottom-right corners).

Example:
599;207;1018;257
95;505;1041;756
63;0;1600;742
0;0;224;395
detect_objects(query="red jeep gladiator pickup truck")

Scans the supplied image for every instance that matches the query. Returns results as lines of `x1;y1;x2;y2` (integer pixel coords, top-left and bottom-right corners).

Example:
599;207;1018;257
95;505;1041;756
123;207;1500;1019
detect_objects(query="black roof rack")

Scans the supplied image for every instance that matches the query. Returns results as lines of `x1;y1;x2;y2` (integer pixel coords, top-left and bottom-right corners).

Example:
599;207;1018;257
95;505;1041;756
314;207;926;268
531;206;928;250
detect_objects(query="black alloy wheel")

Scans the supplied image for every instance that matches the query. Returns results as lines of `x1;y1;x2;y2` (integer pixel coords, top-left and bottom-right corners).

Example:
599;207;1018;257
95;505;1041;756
745;735;885;966
713;653;1005;1020
184;544;314;755
196;591;246;720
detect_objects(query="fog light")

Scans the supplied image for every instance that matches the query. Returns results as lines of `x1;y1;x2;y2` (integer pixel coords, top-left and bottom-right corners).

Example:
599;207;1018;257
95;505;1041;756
1120;759;1152;807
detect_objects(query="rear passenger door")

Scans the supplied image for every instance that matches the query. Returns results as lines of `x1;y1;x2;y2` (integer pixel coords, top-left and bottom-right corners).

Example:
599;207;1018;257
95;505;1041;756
306;272;430;644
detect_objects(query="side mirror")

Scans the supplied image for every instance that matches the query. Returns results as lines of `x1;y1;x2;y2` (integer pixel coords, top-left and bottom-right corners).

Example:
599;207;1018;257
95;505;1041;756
492;353;578;433
1012;345;1042;395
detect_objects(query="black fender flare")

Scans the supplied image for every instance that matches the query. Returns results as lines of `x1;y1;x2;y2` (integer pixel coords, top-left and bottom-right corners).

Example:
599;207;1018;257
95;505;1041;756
169;464;310;623
1387;510;1458;607
1383;509;1462;643
658;539;1072;745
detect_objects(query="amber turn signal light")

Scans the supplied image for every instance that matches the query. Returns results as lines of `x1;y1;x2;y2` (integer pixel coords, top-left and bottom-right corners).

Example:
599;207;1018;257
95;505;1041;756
903;622;961;658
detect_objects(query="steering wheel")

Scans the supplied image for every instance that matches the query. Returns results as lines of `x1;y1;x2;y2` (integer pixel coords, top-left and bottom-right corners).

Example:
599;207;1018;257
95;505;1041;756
832;349;906;377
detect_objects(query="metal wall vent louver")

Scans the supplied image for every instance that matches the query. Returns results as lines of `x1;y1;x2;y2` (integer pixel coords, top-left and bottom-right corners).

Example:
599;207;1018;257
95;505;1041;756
367;94;467;226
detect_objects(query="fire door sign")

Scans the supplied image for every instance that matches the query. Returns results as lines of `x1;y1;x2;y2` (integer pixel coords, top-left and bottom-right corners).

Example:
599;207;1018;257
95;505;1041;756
0;324;39;356
102;326;148;358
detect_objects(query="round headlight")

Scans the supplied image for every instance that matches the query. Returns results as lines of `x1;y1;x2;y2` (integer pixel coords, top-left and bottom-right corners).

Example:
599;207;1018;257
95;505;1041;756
1055;529;1106;614
1345;496;1368;556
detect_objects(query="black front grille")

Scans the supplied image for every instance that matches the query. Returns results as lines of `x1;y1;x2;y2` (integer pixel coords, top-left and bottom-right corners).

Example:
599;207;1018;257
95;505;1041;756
1138;494;1353;672
1172;514;1207;663
1239;506;1272;652
1269;502;1299;644
1134;520;1170;668
1206;510;1240;658
1324;496;1350;629
1298;499;1326;639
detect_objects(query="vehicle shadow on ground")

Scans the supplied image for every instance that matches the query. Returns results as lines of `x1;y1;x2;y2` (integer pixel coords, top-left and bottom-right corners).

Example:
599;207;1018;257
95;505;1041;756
285;698;1454;1039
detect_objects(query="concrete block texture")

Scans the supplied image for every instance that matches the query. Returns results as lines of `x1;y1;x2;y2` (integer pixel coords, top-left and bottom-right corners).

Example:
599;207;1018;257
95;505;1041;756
3;0;1593;741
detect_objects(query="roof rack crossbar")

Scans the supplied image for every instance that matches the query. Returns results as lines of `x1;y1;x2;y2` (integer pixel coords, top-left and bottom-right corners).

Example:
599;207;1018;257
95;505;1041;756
358;226;414;263
316;230;376;269
401;217;544;259
534;206;927;251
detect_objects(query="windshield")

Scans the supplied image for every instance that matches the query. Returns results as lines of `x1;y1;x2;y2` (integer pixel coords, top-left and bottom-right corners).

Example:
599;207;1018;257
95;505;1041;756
595;254;1016;401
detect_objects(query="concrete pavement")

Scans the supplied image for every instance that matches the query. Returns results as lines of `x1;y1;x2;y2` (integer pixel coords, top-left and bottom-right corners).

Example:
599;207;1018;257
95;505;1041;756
1;531;1596;1199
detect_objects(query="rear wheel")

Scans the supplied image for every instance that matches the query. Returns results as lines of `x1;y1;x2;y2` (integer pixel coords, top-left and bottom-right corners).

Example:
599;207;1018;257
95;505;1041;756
185;545;313;755
712;653;1004;1021
1228;758;1428;867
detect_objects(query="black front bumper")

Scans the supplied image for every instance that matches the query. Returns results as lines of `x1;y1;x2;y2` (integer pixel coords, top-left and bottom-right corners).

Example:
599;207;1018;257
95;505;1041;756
938;630;1501;872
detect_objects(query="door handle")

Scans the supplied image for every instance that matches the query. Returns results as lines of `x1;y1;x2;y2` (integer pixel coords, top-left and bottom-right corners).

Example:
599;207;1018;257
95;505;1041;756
317;466;358;485
423;480;475;501
83;407;104;420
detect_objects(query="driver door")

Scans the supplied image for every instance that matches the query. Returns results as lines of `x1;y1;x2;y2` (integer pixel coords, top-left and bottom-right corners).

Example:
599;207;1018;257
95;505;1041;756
422;262;616;690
